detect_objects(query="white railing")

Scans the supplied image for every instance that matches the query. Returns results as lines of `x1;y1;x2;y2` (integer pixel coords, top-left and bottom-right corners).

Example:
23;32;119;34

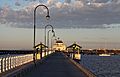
0;50;54;77
0;54;33;73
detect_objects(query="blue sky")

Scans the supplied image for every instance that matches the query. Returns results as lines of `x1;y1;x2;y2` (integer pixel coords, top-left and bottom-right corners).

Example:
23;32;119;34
0;0;30;10
0;0;120;49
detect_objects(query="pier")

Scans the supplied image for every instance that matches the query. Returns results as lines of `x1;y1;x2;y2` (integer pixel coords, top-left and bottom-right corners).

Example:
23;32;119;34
0;51;96;77
23;52;87;77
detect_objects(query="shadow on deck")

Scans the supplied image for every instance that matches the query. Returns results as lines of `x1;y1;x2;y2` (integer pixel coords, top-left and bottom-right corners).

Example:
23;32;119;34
2;52;96;77
23;52;87;77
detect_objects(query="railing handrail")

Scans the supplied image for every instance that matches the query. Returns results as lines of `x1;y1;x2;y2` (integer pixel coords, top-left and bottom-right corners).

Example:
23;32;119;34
0;54;33;74
0;50;54;76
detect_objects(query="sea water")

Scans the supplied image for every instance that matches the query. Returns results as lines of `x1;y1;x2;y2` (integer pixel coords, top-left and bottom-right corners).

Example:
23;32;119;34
80;54;120;77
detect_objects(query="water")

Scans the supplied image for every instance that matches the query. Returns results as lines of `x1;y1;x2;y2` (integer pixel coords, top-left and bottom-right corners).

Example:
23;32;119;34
80;54;120;77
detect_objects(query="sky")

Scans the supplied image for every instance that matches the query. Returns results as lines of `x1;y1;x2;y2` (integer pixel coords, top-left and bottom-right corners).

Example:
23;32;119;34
0;0;120;49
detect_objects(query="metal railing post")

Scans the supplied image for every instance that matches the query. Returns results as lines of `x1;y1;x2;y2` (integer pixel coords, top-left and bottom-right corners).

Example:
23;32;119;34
1;58;3;73
0;59;1;73
10;56;12;69
0;54;34;75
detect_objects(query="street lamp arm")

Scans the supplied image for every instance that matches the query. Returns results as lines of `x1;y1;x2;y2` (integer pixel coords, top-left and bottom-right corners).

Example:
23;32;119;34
47;30;51;47
45;24;54;31
34;4;50;20
33;4;50;48
47;30;55;52
44;24;55;47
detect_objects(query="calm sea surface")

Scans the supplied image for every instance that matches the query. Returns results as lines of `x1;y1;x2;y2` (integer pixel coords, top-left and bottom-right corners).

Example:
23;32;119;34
80;55;120;77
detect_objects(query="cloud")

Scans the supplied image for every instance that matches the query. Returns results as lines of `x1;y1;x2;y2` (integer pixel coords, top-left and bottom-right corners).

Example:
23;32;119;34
0;0;120;28
15;2;21;6
47;0;57;4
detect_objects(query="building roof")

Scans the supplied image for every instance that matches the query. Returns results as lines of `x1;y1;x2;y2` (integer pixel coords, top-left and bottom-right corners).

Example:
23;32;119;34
34;43;48;48
67;43;82;48
56;40;63;43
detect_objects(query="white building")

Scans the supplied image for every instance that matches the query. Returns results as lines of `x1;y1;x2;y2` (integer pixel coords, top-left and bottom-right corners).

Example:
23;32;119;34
52;39;66;52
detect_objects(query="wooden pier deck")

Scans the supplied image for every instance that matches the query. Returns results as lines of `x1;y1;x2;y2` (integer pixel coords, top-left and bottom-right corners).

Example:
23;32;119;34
24;52;87;77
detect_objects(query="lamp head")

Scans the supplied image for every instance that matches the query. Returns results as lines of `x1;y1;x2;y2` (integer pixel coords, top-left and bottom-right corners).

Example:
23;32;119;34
53;33;55;37
52;29;54;32
46;15;50;20
52;30;55;37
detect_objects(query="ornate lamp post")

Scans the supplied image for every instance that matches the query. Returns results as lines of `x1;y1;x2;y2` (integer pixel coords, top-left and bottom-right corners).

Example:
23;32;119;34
51;31;56;50
47;30;55;50
44;25;54;56
44;24;54;47
33;4;50;64
47;30;51;50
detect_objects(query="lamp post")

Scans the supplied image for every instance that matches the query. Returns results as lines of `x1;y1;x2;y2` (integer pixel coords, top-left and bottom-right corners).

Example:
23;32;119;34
33;4;50;65
44;24;54;47
47;30;51;50
51;31;56;51
44;25;54;56
47;30;55;50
